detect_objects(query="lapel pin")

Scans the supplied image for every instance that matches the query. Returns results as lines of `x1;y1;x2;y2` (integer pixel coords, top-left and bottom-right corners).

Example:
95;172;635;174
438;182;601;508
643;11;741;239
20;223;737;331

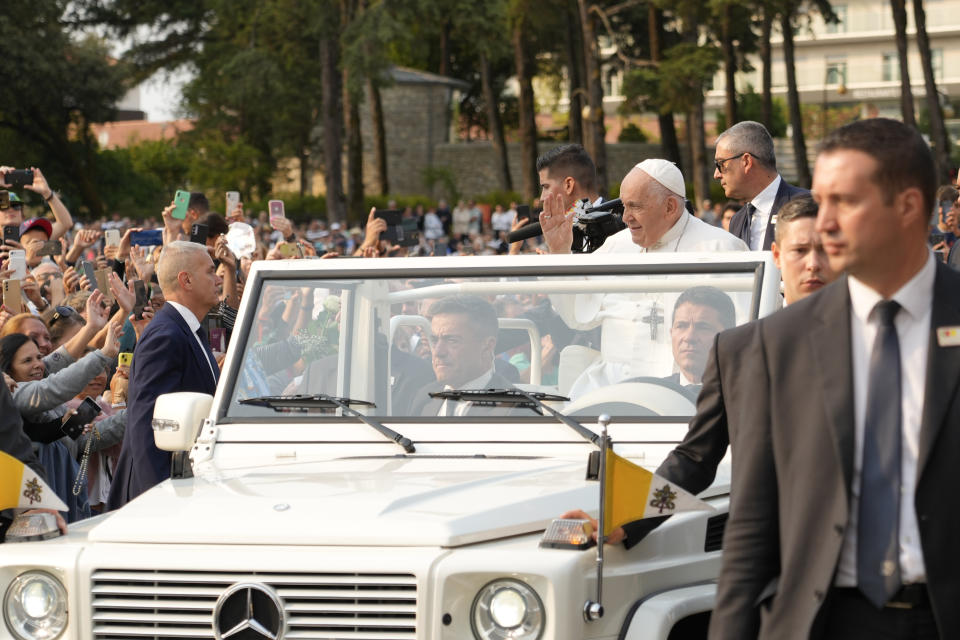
936;326;960;347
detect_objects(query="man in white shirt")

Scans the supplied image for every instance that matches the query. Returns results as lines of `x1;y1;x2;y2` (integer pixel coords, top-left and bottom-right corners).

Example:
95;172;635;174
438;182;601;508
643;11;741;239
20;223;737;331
712;118;960;639
715;121;809;250
410;296;514;417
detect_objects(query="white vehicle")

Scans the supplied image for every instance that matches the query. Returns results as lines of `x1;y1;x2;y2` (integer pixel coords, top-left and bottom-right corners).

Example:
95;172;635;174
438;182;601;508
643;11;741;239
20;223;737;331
2;252;781;640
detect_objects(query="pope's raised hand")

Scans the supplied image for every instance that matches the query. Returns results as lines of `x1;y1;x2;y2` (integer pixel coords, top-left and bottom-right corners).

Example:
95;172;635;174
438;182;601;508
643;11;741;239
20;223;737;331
538;192;575;254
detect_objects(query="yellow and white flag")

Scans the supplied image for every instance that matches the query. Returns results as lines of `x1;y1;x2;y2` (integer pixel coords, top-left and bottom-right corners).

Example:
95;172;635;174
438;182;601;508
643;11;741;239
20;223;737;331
0;451;67;511
603;448;713;536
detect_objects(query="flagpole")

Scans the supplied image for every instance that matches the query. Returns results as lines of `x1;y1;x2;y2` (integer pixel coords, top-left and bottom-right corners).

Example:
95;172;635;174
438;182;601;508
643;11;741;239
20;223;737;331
585;414;610;622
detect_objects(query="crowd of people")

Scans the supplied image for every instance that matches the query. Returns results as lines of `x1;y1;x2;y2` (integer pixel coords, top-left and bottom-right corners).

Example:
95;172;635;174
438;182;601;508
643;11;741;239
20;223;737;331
1;116;959;637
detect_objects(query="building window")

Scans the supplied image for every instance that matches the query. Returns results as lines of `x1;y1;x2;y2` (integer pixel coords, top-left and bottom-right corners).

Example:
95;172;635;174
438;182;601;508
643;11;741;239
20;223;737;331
882;53;899;82
932;49;943;81
826;5;847;34
825;59;847;86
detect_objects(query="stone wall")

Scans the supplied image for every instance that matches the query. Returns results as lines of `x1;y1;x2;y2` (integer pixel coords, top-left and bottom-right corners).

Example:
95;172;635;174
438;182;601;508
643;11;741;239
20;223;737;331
359;83;455;196
430;142;710;200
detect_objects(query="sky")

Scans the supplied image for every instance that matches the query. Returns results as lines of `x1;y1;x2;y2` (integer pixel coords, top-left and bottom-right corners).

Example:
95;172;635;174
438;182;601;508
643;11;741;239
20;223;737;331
137;71;190;121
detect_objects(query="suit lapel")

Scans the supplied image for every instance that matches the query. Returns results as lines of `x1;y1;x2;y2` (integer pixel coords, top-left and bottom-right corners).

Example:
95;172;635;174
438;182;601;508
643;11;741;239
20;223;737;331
762;180;792;249
918;264;960;474
162;303;217;389
808;279;856;496
731;204;751;243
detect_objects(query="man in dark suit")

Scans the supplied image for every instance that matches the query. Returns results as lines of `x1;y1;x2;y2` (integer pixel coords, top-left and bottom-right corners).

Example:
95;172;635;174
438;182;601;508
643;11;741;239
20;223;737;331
716;121;808;250
712;119;960;639
410;295;515;416
107;241;222;510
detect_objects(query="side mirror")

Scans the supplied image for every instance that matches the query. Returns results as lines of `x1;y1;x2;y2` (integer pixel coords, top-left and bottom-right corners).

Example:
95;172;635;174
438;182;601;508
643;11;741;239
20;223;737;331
152;392;214;452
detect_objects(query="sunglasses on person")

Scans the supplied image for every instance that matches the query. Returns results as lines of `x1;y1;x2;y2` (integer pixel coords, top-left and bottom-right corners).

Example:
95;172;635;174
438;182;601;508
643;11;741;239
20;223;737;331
49;305;79;326
714;152;748;174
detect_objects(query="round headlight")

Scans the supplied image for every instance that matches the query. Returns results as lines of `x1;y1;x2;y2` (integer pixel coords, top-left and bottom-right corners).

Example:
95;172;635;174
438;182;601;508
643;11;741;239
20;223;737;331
4;572;68;640
471;579;544;640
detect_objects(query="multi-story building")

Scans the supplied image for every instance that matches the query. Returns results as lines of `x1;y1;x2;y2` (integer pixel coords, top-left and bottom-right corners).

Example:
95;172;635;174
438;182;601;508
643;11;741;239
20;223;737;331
705;0;959;130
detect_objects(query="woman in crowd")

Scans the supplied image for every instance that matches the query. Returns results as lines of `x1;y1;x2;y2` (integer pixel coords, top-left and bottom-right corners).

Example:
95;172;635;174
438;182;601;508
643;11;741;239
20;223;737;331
0;320;126;521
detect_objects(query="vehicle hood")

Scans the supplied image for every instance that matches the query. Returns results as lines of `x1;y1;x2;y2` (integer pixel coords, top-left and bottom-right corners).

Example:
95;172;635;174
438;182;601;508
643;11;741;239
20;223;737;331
89;457;604;547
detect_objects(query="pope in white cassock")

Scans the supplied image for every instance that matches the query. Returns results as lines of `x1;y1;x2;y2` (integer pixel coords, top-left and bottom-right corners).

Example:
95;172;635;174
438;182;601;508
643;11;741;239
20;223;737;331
540;159;748;399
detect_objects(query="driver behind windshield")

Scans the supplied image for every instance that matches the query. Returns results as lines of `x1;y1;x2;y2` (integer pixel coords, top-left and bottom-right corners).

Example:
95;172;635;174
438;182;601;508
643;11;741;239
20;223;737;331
662;286;735;399
411;295;515;416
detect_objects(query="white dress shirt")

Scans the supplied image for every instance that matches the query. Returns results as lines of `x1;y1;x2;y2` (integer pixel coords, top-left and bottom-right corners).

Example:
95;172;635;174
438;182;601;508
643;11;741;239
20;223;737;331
437;367;495;417
747;175;782;250
835;252;936;587
167;301;218;386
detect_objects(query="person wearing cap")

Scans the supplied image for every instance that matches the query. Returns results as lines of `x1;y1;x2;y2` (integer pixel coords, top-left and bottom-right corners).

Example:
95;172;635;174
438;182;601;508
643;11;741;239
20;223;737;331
713;121;808;250
595;159;746;254
0;167;74;241
19;217;53;269
546;161;745;399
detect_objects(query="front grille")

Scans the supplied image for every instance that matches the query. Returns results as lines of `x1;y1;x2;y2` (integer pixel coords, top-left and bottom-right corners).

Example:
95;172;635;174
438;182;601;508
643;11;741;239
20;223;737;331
91;569;417;639
703;513;728;552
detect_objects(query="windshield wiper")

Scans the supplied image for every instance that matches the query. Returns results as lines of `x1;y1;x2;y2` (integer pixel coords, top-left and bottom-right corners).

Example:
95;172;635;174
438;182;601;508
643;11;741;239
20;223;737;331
428;388;601;448
240;394;416;453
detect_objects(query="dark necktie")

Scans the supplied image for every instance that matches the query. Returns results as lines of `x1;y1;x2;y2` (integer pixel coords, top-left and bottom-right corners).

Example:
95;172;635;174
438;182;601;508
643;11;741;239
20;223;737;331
857;300;902;608
740;203;756;245
195;325;220;386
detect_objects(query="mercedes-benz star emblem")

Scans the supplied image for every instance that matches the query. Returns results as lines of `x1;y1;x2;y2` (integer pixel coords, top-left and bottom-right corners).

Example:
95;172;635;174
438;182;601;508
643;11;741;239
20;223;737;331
213;583;285;640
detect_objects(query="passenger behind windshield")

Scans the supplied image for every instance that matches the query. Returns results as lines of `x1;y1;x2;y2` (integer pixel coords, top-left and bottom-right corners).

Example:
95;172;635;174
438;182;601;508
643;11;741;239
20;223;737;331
410;295;516;417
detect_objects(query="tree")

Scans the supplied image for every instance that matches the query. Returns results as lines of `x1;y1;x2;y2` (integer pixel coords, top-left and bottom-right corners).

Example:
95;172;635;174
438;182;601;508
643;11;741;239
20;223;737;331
889;0;916;128
577;0;608;197
779;3;809;187
777;0;837;188
511;1;541;202
912;0;951;183
0;2;128;217
757;0;775;131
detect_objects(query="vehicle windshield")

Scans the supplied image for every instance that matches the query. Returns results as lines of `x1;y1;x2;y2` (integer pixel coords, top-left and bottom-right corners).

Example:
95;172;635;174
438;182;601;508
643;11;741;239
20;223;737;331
225;263;764;421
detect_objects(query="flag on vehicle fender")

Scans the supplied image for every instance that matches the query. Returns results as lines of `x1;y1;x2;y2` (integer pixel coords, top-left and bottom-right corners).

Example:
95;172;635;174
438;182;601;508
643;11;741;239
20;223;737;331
0;451;68;511
602;448;713;536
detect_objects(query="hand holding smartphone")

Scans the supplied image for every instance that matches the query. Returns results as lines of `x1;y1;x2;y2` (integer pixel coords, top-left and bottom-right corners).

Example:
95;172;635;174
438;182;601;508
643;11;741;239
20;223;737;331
171;190;191;220
60;397;101;440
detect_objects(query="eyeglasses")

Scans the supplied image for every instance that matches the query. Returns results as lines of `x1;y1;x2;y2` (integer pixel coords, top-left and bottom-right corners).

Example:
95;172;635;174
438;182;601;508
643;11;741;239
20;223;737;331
50;305;78;326
714;152;747;174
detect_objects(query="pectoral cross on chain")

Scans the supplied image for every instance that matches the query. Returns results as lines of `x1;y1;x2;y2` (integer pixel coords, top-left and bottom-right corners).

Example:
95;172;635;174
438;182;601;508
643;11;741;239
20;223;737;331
642;302;664;341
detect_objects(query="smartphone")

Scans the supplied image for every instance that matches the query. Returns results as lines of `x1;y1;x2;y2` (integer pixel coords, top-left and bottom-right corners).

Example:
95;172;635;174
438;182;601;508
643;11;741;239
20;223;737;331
104;229;121;247
277;242;299;258
133;279;148;320
37;240;61;257
209;328;227;353
397;217;420;247
190;223;209;245
81;260;98;290
118;352;133;367
374;209;402;243
129;229;163;246
930;232;945;246
0;190;8;209
8;250;26;280
268;200;286;227
516;204;531;223
3;225;20;245
4;169;33;188
171;190;191;220
95;269;114;304
226;191;240;214
2;279;22;312
433;242;448;256
60;396;102;440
